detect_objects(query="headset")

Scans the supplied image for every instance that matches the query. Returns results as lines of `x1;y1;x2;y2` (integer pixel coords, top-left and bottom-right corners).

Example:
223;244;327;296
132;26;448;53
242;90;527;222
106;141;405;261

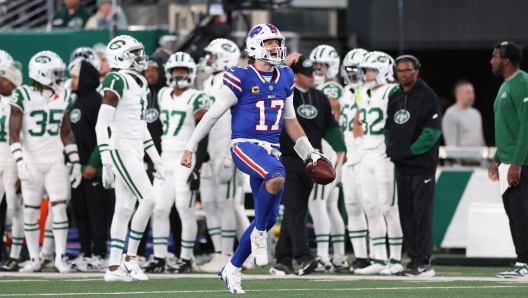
394;54;421;74
500;41;508;59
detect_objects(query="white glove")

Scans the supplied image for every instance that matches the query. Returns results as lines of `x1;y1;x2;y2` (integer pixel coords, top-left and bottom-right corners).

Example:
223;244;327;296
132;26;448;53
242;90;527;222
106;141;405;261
309;151;333;167
16;161;32;183
70;163;82;189
101;151;115;189
153;162;166;182
218;158;234;183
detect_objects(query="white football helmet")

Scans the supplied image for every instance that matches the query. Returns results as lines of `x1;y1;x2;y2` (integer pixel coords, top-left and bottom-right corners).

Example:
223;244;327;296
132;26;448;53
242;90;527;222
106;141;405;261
70;47;101;71
165;52;197;89
0;50;14;70
201;38;240;74
341;48;369;87
309;45;340;86
359;51;395;88
106;35;147;72
245;23;286;65
28;51;66;89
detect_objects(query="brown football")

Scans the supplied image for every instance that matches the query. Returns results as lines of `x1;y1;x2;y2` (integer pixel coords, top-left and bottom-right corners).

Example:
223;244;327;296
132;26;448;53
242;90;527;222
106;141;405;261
305;159;336;185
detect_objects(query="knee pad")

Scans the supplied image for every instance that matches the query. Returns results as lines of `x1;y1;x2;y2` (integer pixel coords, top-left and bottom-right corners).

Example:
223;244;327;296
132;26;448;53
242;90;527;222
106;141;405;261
114;204;134;224
8;207;22;219
346;201;364;217
24;207;40;224
51;202;68;222
153;208;170;221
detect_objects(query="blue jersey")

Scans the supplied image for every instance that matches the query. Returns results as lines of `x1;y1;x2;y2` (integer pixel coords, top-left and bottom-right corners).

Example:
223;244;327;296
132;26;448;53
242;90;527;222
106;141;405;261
223;64;295;144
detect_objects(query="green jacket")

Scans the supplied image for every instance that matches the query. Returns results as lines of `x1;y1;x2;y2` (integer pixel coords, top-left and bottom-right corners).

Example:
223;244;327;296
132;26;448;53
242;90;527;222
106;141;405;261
51;6;93;29
493;70;528;165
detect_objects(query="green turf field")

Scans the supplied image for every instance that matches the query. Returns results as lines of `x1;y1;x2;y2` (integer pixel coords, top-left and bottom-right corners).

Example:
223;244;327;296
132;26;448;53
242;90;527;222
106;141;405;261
1;264;528;297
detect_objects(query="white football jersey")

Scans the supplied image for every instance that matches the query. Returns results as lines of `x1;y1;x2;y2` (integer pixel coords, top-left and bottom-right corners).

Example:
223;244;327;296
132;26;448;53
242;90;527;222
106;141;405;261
317;81;344;104
157;87;213;153
0;94;14;163
355;83;398;150
10;85;72;163
203;72;232;158
102;71;149;140
340;84;360;149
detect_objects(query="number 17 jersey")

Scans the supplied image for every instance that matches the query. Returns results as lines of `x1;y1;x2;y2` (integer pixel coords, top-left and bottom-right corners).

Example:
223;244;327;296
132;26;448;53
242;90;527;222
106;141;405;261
222;65;295;145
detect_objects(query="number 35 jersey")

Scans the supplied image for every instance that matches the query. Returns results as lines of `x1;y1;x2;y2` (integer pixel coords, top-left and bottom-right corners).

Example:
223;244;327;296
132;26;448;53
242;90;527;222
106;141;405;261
157;87;212;154
102;71;149;140
223;65;295;145
10;85;72;163
355;83;398;151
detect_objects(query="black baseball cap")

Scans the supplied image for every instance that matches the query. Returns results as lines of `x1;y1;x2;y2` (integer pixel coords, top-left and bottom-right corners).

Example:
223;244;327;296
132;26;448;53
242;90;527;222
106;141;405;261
291;56;315;76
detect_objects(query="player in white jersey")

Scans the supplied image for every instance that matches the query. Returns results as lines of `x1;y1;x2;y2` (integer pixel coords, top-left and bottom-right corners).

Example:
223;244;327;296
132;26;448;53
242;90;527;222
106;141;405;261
352;51;404;275
0;65;23;272
95;35;165;282
147;51;211;273
338;48;371;272
9;51;82;273
308;45;348;272
197;38;245;273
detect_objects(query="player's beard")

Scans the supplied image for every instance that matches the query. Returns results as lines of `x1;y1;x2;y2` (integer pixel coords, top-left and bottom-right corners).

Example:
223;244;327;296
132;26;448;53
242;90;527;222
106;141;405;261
492;61;504;77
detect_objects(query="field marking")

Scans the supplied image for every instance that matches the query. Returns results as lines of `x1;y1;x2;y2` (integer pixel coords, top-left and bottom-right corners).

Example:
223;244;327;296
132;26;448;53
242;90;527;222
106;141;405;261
1;272;527;283
0;285;527;296
0;279;101;283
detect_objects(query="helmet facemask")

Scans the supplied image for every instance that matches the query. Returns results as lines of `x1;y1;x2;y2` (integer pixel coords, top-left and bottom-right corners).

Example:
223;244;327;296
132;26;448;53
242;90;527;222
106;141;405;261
201;52;218;74
252;38;286;65
168;67;193;89
314;62;330;85
343;65;361;86
120;47;147;72
361;67;379;89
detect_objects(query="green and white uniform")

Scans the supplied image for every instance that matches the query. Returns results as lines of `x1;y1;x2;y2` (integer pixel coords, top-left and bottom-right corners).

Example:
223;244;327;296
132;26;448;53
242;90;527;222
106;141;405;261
0;93;23;260
354;83;402;267
151;87;211;260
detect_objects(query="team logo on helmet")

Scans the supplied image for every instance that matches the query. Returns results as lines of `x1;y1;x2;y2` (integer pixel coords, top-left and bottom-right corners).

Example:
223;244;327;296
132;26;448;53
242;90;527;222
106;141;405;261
221;43;237;53
70;109;81;123
247;26;263;39
394;109;410;124
145;108;159;123
302;59;313;67
297;104;318;119
35;56;52;63
329;51;339;58
109;40;126;50
377;56;389;63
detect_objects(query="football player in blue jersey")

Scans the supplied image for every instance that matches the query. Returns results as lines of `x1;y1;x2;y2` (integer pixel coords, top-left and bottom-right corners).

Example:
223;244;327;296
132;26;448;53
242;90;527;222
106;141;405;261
182;23;329;294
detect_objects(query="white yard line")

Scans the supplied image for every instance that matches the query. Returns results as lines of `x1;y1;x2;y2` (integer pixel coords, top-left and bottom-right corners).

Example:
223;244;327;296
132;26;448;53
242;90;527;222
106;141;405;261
1;272;527;282
0;286;527;297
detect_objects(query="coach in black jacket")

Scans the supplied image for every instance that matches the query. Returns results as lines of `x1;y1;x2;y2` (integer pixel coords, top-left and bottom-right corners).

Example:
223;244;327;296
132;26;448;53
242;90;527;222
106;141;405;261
273;55;346;276
69;60;115;267
384;55;441;277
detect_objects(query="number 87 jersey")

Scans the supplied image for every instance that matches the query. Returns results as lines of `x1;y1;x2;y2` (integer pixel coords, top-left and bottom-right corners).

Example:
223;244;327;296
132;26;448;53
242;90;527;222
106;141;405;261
10;85;73;163
223;65;295;144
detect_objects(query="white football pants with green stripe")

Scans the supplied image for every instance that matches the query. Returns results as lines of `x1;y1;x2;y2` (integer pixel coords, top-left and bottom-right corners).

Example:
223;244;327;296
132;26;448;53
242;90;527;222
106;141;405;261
152;153;197;260
308;141;346;264
0;162;24;260
341;161;369;260
358;152;403;263
21;162;69;263
200;157;238;256
108;147;156;266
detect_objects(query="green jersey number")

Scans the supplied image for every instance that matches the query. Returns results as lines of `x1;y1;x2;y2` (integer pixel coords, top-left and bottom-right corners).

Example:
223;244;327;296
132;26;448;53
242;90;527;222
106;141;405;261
161;110;187;136
28;109;63;137
359;107;384;135
340;104;354;132
0;116;7;142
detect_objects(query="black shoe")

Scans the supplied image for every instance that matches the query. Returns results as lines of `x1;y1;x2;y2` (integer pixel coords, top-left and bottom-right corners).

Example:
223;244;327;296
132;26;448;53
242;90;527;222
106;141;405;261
167;258;192;273
396;263;435;277
270;263;297;276
332;260;351;273
1;258;20;272
298;259;318;276
350;258;370;272
143;257;166;273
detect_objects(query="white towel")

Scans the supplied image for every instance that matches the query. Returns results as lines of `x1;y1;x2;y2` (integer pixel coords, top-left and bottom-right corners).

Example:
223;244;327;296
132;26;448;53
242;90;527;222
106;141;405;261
498;163;511;196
